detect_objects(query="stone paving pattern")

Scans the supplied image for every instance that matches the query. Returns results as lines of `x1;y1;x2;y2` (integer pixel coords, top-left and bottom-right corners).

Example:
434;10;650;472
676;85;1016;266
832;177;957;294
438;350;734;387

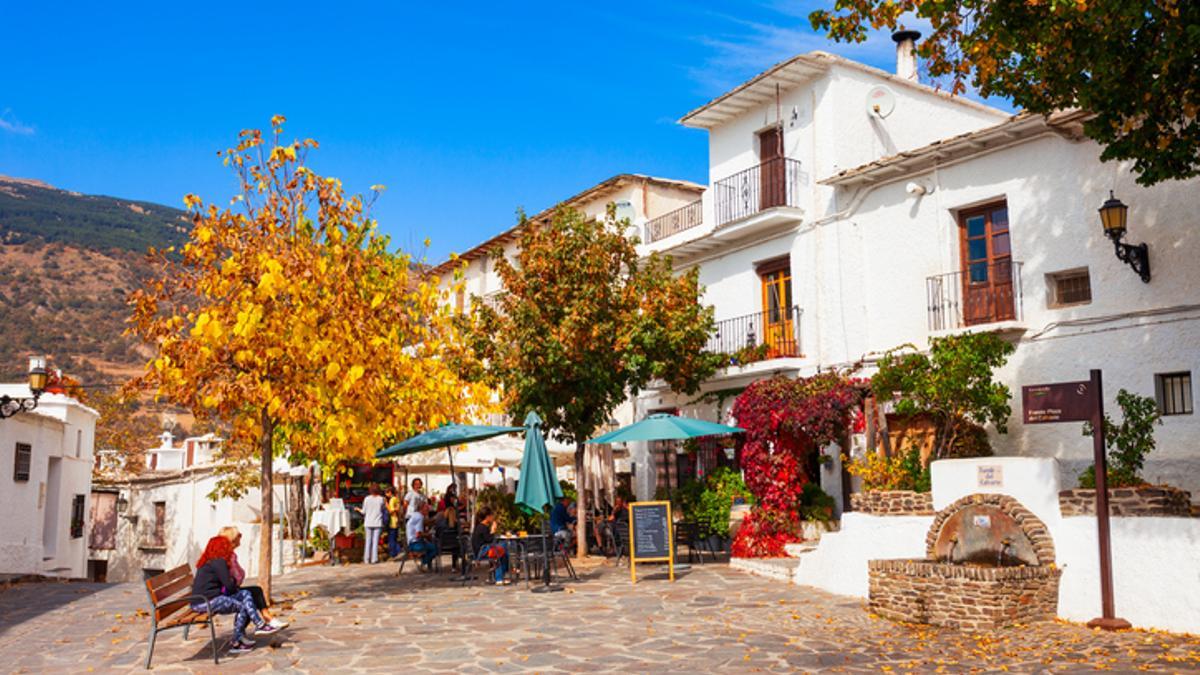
2;557;1199;673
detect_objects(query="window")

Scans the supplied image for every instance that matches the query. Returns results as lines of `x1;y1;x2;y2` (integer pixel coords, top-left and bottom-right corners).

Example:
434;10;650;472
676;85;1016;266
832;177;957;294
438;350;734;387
70;494;85;538
1156;372;1193;416
152;501;166;547
1047;268;1092;307
13;443;31;482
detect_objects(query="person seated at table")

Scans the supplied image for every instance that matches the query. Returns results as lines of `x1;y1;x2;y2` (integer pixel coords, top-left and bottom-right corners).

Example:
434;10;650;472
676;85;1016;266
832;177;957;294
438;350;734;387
433;503;462;569
405;502;437;571
472;507;510;585
550;495;576;551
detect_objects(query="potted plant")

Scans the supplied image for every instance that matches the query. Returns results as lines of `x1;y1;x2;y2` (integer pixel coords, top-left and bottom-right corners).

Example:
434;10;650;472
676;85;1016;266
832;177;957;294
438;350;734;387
798;482;837;540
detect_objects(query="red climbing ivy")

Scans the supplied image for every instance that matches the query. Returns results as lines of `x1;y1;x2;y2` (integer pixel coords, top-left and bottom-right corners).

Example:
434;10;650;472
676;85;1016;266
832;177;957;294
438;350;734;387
730;373;862;557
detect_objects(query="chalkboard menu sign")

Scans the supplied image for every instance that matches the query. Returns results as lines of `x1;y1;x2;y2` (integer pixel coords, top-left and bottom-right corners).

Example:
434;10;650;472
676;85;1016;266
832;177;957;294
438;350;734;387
628;501;675;583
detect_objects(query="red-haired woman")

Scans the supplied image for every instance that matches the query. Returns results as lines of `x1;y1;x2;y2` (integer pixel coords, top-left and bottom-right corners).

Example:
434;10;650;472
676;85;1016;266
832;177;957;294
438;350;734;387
191;535;279;654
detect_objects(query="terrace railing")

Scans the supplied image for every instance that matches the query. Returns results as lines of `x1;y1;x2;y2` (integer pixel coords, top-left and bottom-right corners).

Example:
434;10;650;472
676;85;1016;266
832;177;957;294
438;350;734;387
644;199;704;244
713;157;804;227
927;261;1023;331
706;305;802;362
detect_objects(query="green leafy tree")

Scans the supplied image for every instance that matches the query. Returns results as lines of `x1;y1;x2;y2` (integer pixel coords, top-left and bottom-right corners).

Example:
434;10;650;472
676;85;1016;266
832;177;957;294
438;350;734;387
1080;389;1162;488
810;0;1200;185
466;205;720;556
872;332;1014;459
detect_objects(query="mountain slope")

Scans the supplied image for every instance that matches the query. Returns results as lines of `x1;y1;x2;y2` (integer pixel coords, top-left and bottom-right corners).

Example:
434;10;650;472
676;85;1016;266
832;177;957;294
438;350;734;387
0;176;189;384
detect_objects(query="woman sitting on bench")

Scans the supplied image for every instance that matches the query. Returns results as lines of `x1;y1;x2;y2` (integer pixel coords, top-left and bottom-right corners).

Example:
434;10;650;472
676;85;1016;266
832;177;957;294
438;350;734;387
192;535;279;654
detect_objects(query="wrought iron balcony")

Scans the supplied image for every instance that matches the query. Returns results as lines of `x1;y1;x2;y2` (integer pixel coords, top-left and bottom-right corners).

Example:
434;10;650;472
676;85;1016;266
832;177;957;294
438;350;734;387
706;306;802;363
927;261;1024;331
713;157;804;227
644;199;703;244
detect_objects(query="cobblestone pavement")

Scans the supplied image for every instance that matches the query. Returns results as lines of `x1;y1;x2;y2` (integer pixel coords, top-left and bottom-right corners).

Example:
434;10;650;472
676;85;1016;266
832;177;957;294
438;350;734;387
2;557;1199;673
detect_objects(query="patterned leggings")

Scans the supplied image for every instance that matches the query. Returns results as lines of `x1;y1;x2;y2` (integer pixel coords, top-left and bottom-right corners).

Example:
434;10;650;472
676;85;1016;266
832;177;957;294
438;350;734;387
193;590;263;642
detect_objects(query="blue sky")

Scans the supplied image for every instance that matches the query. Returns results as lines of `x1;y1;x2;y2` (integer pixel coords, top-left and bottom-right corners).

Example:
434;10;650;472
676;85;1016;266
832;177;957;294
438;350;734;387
0;1;1006;262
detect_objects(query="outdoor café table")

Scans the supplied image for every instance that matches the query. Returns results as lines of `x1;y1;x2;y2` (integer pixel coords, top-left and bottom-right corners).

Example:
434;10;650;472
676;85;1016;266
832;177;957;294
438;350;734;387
309;506;351;566
498;533;554;587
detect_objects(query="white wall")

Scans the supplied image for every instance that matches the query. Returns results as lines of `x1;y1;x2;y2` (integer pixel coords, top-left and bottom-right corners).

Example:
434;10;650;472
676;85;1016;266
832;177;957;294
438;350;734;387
0;390;98;579
795;457;1200;633
821;133;1200;491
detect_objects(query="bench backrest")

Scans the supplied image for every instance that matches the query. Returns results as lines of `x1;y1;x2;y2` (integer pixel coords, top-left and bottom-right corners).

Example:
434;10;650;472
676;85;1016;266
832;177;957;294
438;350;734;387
145;564;195;623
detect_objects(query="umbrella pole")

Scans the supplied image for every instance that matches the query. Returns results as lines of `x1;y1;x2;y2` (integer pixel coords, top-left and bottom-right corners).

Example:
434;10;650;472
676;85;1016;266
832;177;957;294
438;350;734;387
532;512;563;593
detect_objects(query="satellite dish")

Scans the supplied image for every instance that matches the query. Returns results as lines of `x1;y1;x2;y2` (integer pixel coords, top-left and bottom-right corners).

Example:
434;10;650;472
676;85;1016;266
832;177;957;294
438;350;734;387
866;86;896;119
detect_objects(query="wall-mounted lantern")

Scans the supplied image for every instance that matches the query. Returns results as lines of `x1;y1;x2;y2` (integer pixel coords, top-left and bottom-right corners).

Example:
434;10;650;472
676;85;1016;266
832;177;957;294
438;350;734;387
1098;191;1151;283
0;356;49;420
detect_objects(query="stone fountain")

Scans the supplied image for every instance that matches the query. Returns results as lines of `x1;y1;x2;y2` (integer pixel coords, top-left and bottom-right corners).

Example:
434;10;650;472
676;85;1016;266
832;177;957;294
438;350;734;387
867;493;1061;630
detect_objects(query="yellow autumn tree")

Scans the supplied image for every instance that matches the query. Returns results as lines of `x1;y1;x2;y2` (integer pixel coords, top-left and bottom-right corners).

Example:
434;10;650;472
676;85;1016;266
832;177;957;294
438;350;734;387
129;117;485;598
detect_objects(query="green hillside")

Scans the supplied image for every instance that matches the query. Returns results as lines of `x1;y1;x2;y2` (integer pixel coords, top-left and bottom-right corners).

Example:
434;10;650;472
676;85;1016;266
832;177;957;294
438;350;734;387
0;177;188;252
0;176;189;385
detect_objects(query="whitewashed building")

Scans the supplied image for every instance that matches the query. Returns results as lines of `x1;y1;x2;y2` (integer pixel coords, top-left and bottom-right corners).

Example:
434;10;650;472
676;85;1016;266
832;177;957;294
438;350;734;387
0;387;99;579
631;38;1199;500
89;433;306;583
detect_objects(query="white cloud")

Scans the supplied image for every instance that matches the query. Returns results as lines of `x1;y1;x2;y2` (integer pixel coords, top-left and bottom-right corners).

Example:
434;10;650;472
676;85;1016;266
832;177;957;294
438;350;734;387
0;109;35;135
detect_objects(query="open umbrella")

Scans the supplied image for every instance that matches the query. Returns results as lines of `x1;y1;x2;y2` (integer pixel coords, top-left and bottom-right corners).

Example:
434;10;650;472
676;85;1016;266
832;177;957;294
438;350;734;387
514;411;565;593
375;422;523;477
586;413;744;444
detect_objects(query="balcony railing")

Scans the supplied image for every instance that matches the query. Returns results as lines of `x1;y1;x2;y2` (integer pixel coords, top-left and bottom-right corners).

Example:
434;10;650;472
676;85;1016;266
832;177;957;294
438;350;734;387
927;261;1024;331
644;199;703;243
713;157;804;227
706;305;802;362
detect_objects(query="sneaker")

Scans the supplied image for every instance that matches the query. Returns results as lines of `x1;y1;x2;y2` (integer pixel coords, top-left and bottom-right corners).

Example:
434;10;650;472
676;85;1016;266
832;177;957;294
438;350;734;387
494;579;511;586
256;623;281;636
267;618;290;629
228;640;256;654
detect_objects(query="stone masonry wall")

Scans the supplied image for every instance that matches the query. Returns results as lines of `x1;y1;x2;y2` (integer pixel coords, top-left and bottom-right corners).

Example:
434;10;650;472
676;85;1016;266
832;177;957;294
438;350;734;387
850;490;934;516
868;559;1062;630
1058;486;1193;517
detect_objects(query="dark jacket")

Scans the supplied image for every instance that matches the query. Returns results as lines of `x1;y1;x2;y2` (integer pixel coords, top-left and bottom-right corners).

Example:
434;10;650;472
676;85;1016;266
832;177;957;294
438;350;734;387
192;558;239;600
471;522;494;557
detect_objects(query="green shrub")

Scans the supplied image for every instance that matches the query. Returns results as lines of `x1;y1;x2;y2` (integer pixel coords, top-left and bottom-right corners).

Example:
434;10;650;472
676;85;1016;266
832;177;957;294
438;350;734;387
1079;389;1162;488
799;482;836;522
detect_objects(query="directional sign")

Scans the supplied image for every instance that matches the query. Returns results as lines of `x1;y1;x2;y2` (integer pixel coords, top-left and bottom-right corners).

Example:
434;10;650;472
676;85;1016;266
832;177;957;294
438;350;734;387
1022;380;1094;424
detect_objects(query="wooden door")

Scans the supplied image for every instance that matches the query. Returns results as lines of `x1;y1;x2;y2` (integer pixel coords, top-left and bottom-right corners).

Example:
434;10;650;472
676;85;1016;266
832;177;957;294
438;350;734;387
760;263;795;357
757;126;786;210
958;203;1014;325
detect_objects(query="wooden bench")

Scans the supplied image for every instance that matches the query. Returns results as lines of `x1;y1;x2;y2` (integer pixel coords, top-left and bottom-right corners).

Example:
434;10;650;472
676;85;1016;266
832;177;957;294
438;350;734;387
143;564;221;668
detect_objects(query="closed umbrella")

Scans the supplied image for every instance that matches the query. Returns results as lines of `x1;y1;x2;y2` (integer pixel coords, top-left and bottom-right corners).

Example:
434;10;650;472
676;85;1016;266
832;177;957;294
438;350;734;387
514;411;565;593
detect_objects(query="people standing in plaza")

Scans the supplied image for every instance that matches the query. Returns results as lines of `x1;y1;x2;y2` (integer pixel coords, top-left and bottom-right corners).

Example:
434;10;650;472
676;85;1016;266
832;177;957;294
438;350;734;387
404;478;427;517
405;501;438;570
218;526;288;629
385;486;402;559
471;507;510;585
440;482;458;511
357;485;385;564
191;535;279;654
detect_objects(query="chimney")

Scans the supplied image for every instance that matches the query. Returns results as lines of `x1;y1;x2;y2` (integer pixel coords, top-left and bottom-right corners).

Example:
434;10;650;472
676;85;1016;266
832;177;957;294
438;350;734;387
892;30;922;82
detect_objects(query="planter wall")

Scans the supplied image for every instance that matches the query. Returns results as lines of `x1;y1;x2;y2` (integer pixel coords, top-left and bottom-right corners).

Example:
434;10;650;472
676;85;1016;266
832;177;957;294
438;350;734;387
1058;486;1193;518
851;490;934;516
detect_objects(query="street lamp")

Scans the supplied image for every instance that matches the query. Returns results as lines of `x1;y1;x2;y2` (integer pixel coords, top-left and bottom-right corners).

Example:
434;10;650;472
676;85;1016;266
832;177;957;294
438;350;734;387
0;356;49;419
1098;191;1150;283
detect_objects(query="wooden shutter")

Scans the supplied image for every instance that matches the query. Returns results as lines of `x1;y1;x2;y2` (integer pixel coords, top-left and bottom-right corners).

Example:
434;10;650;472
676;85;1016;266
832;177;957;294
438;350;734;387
13;443;31;482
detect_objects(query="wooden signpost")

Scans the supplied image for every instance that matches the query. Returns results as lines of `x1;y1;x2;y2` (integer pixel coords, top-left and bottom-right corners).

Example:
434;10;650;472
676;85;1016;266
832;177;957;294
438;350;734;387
628;501;675;583
1021;369;1130;630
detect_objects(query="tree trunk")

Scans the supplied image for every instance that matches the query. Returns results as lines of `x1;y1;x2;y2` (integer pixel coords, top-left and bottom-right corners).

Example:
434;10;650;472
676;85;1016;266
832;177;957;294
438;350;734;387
575;441;587;558
257;409;274;603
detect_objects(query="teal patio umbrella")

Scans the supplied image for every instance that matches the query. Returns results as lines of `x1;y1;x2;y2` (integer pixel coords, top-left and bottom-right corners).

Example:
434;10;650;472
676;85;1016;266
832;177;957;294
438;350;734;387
514;411;565;592
376;423;524;459
376;422;523;477
586;413;744;444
